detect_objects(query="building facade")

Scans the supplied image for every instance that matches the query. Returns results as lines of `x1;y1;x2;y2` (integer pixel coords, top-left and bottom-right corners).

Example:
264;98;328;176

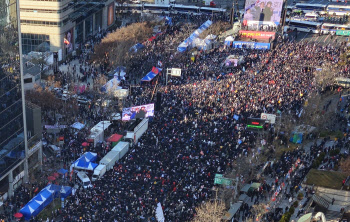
0;0;42;201
19;0;115;59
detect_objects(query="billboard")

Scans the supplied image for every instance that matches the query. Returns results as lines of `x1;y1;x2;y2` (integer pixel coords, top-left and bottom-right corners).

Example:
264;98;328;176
243;0;283;25
239;30;275;40
122;104;154;121
107;3;114;26
232;41;270;50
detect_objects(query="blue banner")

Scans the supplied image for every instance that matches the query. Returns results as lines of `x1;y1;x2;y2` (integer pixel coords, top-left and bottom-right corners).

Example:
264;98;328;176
232;41;270;50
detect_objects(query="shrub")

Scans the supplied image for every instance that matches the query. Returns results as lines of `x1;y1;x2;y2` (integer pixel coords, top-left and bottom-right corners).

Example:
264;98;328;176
293;200;299;208
289;206;295;215
297;192;304;200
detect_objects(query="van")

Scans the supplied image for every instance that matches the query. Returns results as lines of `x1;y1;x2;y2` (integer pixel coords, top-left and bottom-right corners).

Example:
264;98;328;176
48;145;61;156
77;172;92;189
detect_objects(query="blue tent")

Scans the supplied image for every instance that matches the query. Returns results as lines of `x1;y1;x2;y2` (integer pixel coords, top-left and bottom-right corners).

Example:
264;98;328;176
82;152;97;162
20;188;54;220
177;20;212;52
72;158;98;170
45;185;72;199
57;168;68;174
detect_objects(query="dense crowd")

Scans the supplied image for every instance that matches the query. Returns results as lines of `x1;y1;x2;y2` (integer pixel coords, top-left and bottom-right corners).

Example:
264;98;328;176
4;12;350;222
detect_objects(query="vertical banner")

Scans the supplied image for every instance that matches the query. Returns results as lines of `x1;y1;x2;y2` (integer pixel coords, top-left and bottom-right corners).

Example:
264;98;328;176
107;3;114;26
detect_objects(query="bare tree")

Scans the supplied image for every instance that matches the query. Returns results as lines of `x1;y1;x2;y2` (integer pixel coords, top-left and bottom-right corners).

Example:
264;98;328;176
193;200;226;222
199;21;232;39
93;22;154;67
340;157;350;175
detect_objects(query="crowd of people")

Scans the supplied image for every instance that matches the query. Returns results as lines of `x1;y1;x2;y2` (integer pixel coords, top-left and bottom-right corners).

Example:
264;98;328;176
4;12;350;222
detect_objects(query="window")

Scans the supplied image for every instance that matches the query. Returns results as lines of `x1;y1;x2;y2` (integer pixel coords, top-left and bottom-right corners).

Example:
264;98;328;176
21;33;50;54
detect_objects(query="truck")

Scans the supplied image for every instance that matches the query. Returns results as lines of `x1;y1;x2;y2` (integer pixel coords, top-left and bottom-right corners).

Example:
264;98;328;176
92;164;107;181
125;118;149;145
111;141;129;158
99;150;120;171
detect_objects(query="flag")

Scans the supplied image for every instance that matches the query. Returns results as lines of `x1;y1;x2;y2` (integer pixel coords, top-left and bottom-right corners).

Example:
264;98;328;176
152;67;159;74
155;203;165;222
64;38;70;45
158;61;163;67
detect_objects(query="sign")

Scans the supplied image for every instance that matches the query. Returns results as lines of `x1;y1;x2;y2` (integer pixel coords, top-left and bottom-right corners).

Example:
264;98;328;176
336;30;350;36
232;41;270;50
243;0;283;25
171;68;182;77
247;118;265;130
122;103;154;121
214;174;232;185
260;113;276;124
239;30;276;40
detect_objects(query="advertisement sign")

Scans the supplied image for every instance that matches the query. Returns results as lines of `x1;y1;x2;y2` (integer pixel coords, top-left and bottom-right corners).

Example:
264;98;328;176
243;0;283;25
336;30;350;36
232;41;270;50
107;3;114;26
171;68;182;77
239;30;275;40
260;113;276;124
64;29;74;52
122;104;154;121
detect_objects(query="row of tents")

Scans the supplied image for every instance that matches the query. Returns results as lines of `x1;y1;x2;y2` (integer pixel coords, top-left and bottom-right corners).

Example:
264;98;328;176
20;185;72;220
70;152;98;172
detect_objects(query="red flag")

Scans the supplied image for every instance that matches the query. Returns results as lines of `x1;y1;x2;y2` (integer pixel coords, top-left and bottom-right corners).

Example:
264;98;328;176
152;67;159;74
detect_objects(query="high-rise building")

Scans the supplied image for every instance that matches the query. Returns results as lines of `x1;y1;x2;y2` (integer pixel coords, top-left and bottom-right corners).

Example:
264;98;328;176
19;0;115;59
0;0;42;201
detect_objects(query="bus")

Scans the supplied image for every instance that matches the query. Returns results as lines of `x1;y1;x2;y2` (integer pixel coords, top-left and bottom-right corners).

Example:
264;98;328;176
173;5;200;14
200;7;226;14
143;4;171;14
285;19;322;33
321;23;350;34
293;3;328;14
327;4;350;16
335;77;350;88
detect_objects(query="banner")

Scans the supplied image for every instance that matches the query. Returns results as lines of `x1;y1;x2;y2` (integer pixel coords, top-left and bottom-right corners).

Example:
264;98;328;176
122;104;154;121
232;41;270;50
107;3;114;26
336;30;350;36
239;30;276;40
243;0;283;25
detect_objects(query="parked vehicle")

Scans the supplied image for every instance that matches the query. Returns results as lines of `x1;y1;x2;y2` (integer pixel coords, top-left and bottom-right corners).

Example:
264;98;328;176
125;118;149;145
92;164;107;181
99;151;120;171
77;172;92;189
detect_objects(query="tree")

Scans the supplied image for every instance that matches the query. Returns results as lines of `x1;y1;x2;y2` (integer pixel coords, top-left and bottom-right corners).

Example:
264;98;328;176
193;200;226;222
93;22;154;67
340;157;350;175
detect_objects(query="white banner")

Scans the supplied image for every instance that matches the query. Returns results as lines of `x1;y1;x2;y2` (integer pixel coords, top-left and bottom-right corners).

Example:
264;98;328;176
260;113;276;124
156;203;165;222
171;68;182;77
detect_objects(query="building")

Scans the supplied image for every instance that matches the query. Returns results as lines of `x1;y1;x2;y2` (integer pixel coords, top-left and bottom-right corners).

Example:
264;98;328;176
0;0;42;202
19;0;115;59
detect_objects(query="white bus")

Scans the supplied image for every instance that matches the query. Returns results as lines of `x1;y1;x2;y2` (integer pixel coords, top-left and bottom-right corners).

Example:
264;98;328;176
285;19;322;33
321;23;350;34
200;7;226;14
172;4;200;14
335;77;350;88
293;3;327;14
327;4;350;16
304;12;319;21
144;4;171;14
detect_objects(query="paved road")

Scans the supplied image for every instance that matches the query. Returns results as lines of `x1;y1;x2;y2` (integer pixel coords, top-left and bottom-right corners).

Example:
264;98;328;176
287;30;349;46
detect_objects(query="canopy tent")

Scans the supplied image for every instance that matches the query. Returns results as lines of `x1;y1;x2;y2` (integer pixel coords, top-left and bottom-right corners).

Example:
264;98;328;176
113;66;126;81
100;78;121;93
45;185;72;199
20;188;54;220
225;36;235;46
205;34;217;40
141;67;162;82
107;134;123;147
57;168;68;175
82;152;97;162
129;43;145;53
71;122;85;130
71;158;98;171
177;20;212;52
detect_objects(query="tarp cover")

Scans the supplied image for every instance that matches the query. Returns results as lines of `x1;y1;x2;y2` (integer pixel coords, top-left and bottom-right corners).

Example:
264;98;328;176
107;134;123;142
290;132;303;144
71;122;85;130
82;152;97;162
177;20;212;52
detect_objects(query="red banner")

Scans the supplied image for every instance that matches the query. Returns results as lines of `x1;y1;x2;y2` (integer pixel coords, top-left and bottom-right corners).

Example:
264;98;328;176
239;30;276;40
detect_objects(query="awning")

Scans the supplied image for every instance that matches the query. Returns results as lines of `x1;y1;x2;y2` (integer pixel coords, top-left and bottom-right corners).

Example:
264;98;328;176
107;134;123;142
141;67;162;82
